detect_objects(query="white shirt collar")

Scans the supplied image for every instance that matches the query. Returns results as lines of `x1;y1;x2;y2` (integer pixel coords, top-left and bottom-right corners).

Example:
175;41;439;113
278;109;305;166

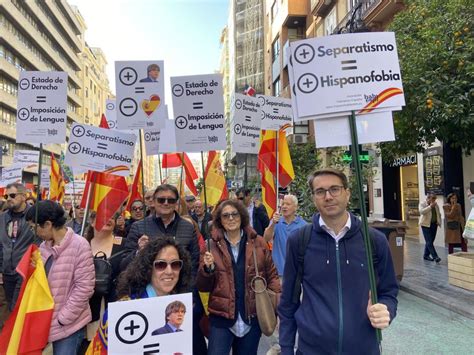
319;212;351;242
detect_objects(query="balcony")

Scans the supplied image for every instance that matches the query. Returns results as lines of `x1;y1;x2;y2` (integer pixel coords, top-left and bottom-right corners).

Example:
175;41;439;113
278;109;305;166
311;0;336;17
361;0;405;30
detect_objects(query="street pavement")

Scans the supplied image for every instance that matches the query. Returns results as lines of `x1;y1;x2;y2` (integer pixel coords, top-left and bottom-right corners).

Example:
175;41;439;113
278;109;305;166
258;291;474;354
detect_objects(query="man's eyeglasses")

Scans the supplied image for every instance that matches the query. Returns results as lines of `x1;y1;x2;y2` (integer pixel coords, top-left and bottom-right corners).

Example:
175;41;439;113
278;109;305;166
222;211;240;220
153;259;183;272
131;206;144;212
156;197;178;204
312;185;345;198
237;197;244;200
145;195;154;200
4;193;22;199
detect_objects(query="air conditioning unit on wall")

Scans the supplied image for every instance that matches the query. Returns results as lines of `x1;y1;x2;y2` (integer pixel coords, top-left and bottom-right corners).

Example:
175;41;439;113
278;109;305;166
291;134;308;144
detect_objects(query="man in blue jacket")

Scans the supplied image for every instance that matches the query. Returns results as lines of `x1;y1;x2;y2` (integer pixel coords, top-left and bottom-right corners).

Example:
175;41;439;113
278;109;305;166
278;168;398;355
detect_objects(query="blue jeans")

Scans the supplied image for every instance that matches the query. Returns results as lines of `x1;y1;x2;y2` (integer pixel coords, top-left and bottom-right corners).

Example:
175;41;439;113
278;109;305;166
52;327;85;355
208;323;261;355
421;223;439;259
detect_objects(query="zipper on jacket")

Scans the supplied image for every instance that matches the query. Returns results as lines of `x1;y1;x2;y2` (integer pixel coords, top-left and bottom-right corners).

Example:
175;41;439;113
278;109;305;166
335;241;343;355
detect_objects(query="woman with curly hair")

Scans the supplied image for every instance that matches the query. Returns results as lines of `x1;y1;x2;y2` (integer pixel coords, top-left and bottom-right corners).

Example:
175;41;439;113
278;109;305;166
197;199;280;354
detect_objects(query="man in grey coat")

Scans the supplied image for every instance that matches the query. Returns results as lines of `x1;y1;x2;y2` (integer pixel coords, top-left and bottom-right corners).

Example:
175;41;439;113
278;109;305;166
0;183;38;311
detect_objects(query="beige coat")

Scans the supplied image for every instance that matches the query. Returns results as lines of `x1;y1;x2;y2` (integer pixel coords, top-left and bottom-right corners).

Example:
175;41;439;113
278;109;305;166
443;203;465;244
419;200;441;228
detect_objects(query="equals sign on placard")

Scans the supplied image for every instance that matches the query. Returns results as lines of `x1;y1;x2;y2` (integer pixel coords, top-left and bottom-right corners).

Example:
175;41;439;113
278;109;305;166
97;142;107;150
193;102;203;109
341;60;357;70
36;96;46;103
135;87;145;94
272;108;279;114
143;342;160;354
245;115;251;122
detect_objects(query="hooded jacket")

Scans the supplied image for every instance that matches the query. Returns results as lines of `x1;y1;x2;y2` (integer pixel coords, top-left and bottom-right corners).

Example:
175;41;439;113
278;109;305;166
278;213;399;355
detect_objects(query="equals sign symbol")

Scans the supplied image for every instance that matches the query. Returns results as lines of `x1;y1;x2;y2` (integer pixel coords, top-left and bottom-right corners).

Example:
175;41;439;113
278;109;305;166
193;102;204;109
143;342;160;354
97;142;107;150
245;115;251;122
36;96;46;103
341;60;357;71
272;108;279;114
135;87;145;94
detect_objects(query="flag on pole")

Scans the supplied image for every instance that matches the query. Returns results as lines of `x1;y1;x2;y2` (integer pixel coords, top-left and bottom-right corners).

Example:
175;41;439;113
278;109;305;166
0;245;54;355
59;151;74;184
162;153;198;196
202;151;228;205
258;132;277;217
125;160;144;212
49;153;65;204
99;113;110;129
243;84;256;97
258;128;294;188
80;171;129;232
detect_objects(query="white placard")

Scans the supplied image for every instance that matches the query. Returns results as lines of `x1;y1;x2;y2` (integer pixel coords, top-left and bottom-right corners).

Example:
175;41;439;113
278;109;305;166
0;165;23;187
115;61;166;130
109;293;193;355
158;119;177;154
171;74;226;152
64;123;137;175
13;150;40;168
290;32;405;118
313;111;395;148
143;129;161;156
231;93;262;154
16;71;68;143
105;99;118;129
65;180;86;195
256;94;293;130
41;167;50;189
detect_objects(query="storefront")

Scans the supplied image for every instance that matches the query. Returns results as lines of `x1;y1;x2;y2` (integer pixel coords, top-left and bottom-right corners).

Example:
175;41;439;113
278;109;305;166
382;153;419;237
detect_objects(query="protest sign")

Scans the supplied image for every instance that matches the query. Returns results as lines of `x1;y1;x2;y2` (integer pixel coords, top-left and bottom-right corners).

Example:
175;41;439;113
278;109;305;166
41;167;50;189
13;150;40;169
109;293;192;355
171;74;226;152
65;180;86;195
231;93;262;154
256;94;293;130
65;123;137;176
0;165;22;187
16;71;68;144
159;119;177;154
105;99;117;129
115;61;166;130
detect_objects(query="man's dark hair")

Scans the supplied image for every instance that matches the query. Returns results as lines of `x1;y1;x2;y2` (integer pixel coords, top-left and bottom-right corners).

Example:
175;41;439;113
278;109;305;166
25;200;66;228
236;187;251;197
307;168;349;192
147;63;160;74
213;199;250;231
165;300;186;323
154;184;179;200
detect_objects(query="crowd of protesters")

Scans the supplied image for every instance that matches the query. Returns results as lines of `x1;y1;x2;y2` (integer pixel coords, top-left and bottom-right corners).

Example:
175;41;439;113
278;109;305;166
0;168;406;355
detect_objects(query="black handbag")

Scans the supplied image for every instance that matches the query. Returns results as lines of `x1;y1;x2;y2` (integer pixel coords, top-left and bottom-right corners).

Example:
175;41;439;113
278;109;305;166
447;221;460;230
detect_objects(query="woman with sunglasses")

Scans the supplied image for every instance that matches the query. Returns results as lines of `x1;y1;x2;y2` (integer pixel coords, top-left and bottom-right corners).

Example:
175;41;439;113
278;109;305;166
125;199;146;236
25;200;95;355
197;199;281;354
82;212;126;350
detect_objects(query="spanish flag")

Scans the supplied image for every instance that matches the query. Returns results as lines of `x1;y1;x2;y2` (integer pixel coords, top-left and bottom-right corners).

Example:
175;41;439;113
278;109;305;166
125;160;144;212
49;153;65;204
258;132;277;217
162;153;198;196
258;127;294;188
201;151;228;206
0;245;54;354
80;171;129;232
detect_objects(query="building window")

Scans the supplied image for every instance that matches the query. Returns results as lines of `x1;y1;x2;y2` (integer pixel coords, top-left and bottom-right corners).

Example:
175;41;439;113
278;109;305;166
273;79;281;97
272;37;280;62
325;7;337;36
271;0;279;22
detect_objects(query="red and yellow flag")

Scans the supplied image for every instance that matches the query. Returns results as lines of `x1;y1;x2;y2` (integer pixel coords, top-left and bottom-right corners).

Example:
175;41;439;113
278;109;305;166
258;128;294;188
162;153;199;196
80;171;129;232
99;113;110;129
85;310;108;355
125;160;144;212
0;245;54;354
201;151;228;206
258;133;277;217
49;153;65;204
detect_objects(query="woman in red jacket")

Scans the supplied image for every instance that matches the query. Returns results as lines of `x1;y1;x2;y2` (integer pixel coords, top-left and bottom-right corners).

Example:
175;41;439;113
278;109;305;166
197;199;280;355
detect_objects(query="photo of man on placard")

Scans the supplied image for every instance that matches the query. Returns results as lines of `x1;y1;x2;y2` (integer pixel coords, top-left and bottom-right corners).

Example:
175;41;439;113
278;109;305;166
151;300;186;335
140;63;160;83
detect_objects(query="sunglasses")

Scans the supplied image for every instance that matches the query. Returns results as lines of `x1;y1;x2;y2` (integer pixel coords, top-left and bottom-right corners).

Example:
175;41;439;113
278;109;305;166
222;211;240;220
156;197;178;204
153;259;183;272
237;197;244;200
4;193;23;199
131;206;144;212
